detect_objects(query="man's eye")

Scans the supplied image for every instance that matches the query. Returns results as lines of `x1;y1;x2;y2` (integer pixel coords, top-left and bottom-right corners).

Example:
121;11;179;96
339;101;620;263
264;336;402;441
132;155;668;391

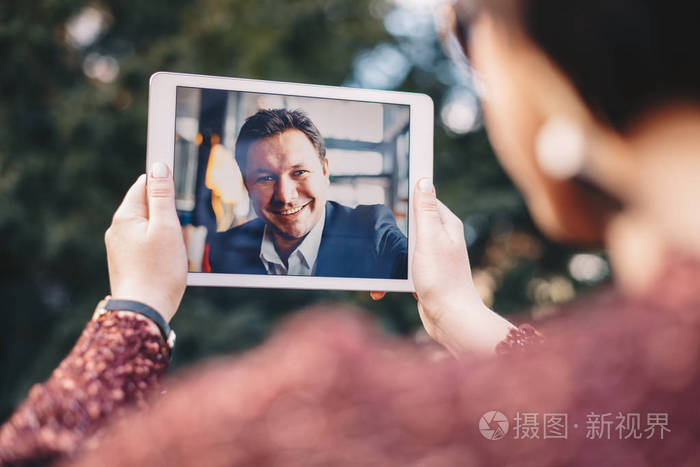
256;175;275;183
292;170;308;177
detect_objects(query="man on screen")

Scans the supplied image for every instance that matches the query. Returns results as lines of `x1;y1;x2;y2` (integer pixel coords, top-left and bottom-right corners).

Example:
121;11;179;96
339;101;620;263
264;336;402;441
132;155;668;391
208;108;407;279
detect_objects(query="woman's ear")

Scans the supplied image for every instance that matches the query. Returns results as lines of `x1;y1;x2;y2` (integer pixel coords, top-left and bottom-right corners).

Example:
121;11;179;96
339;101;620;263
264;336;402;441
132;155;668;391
470;14;613;244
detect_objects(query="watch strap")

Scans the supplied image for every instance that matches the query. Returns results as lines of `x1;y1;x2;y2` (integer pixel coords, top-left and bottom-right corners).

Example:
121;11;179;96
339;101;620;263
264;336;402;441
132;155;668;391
103;299;176;352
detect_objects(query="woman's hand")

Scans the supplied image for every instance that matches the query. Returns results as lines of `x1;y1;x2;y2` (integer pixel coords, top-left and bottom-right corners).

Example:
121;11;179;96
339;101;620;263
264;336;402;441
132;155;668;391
375;179;514;356
105;162;187;322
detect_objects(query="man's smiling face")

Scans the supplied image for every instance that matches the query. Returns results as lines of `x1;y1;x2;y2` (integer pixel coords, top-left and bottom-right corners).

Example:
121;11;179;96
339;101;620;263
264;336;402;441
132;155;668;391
244;129;330;244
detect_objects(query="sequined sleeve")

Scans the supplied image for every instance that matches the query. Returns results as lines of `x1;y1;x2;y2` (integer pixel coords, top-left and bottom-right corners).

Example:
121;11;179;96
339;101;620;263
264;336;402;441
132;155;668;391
0;313;169;466
495;323;544;355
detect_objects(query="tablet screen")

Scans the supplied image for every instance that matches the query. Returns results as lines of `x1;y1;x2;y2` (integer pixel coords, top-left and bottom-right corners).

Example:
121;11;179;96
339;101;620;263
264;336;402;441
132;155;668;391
174;86;410;280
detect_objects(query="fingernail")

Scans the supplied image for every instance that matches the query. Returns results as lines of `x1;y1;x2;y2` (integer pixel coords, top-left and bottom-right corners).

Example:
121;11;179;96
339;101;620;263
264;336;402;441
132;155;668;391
418;178;433;193
150;162;169;178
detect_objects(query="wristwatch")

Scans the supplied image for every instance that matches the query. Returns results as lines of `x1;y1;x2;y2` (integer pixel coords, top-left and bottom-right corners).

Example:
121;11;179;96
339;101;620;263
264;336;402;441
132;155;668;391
92;296;176;353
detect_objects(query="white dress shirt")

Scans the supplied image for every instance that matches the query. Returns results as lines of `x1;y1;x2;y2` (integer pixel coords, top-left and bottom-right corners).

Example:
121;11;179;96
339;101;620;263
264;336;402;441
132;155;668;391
259;207;326;276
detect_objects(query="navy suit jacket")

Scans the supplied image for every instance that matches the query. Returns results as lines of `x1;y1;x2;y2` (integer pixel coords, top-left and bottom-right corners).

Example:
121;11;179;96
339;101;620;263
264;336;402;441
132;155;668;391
208;201;407;279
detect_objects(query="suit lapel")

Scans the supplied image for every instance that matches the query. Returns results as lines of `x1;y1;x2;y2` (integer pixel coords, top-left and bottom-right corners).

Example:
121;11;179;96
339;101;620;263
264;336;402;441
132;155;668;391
316;202;336;275
316;201;374;277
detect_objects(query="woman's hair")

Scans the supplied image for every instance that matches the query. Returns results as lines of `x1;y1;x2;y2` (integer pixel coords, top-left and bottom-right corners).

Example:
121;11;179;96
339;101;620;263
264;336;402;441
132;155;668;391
482;0;700;132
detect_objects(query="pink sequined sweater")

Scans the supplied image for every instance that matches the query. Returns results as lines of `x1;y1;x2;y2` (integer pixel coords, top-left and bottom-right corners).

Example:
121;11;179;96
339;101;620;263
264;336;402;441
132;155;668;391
1;258;699;466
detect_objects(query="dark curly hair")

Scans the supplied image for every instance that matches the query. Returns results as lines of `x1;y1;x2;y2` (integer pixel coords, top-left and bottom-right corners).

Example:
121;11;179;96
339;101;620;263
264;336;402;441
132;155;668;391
473;0;700;132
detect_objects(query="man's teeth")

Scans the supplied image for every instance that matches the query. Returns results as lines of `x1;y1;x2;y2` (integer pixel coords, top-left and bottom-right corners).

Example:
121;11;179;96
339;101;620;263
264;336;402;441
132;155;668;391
279;205;305;215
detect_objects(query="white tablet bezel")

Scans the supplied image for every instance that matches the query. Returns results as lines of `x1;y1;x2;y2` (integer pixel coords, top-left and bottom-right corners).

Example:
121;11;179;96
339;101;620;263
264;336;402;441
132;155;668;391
147;71;433;292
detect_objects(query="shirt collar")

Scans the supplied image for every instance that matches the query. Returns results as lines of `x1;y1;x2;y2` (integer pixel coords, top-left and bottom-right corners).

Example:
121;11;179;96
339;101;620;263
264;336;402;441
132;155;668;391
259;205;326;274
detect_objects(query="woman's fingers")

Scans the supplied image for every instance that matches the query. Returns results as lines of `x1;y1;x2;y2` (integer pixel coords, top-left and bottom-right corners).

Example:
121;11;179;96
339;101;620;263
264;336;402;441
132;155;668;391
414;178;444;242
369;291;386;301
106;163;187;323
147;162;180;230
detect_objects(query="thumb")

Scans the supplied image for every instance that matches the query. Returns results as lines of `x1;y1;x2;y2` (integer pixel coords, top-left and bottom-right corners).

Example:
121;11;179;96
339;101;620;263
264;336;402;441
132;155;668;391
147;162;178;227
414;178;444;242
112;174;148;222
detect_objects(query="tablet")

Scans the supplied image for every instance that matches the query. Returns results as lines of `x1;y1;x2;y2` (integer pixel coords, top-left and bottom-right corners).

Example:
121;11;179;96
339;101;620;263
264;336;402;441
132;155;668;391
147;72;432;291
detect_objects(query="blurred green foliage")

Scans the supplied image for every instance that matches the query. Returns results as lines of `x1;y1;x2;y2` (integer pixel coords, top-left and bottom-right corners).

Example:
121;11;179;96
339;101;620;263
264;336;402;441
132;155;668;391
0;0;597;420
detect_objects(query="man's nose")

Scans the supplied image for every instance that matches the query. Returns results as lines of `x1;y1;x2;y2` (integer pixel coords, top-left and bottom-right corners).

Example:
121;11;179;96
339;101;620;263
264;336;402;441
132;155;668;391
274;177;298;204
